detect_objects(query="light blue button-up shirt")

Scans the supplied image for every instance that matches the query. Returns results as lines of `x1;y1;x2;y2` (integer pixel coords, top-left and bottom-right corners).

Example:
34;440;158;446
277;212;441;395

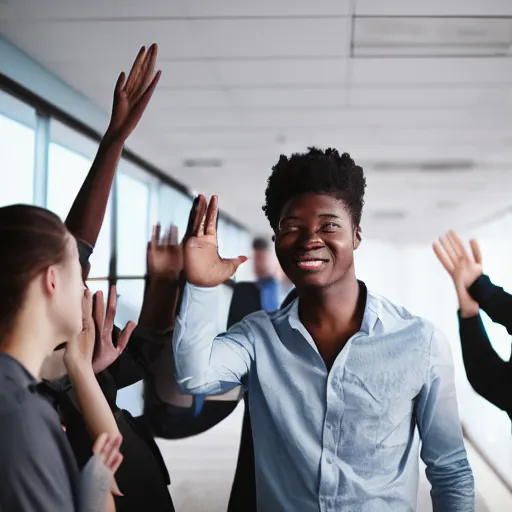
173;283;475;511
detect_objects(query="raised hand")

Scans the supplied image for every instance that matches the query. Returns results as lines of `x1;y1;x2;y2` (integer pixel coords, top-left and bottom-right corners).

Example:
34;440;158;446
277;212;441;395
433;231;483;317
183;195;247;287
91;287;136;374
147;224;183;281
92;433;124;497
105;44;161;143
64;289;95;370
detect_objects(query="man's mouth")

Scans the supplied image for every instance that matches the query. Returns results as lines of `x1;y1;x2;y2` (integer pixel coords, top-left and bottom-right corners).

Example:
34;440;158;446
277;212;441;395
293;257;329;271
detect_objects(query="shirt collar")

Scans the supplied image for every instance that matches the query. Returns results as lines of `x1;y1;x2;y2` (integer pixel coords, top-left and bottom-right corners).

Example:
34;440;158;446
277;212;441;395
0;353;39;390
287;280;381;336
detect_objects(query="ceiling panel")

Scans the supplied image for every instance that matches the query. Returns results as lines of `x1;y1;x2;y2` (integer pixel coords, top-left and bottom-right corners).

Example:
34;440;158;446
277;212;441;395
355;0;512;17
0;0;184;20
0;20;201;63
181;0;352;18
214;58;348;86
353;16;512;57
230;87;346;107
240;107;473;128
0;0;352;20
142;109;242;130
191;18;350;58
346;86;509;107
165;131;282;149
350;58;512;84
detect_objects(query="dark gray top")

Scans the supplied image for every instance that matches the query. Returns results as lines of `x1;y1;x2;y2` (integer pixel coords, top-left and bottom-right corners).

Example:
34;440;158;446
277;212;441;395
0;353;78;511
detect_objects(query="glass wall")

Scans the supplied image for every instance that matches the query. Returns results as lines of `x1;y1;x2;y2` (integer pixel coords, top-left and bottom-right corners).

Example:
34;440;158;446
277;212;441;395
0;86;253;327
0;90;36;206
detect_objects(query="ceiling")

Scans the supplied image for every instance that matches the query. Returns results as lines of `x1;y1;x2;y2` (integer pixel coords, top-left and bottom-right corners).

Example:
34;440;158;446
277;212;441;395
2;0;512;243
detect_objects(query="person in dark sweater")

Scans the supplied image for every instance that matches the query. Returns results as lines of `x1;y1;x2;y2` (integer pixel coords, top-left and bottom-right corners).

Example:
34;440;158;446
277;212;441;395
433;230;512;420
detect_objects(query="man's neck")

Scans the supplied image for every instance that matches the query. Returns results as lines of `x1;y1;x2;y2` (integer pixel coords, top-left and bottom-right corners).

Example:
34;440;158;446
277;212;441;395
297;274;363;334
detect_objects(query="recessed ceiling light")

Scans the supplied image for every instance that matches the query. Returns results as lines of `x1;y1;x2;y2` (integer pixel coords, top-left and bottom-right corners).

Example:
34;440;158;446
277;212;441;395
183;158;223;168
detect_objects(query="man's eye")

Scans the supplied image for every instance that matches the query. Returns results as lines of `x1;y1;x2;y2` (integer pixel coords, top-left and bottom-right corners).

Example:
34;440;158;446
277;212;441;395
322;222;340;231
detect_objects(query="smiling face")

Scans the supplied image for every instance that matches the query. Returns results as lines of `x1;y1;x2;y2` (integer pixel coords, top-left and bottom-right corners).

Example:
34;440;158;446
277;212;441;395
275;193;361;291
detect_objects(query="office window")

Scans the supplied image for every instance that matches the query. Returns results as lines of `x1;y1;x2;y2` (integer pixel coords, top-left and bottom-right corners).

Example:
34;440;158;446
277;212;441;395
47;121;111;277
86;280;110;300
117;166;150;276
158;185;193;240
116;279;145;325
0;90;36;206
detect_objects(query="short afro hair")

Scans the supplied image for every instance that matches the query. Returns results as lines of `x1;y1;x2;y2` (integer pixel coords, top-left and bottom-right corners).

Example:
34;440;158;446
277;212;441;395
263;147;366;231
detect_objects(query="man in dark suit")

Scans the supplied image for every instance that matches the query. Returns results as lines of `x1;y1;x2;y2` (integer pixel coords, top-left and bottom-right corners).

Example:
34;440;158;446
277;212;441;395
227;237;293;511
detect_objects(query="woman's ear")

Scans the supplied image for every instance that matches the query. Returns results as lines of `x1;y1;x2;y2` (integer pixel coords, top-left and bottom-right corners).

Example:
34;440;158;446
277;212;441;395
353;226;362;250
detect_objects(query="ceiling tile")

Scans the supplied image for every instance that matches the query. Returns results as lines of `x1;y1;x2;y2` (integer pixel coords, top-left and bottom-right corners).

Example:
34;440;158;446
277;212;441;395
214;58;347;86
346;86;510;107
350;58;512;84
191;18;351;58
230;87;346;107
181;0;352;17
0;20;204;63
353;17;512;57
0;0;184;20
240;107;473;128
355;0;512;17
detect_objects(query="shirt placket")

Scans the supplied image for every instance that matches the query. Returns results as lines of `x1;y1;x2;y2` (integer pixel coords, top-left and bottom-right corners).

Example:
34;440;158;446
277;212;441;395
318;335;364;512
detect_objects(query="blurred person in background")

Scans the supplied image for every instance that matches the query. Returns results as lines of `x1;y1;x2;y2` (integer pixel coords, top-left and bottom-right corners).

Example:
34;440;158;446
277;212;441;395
434;230;512;420
173;148;474;511
0;204;123;512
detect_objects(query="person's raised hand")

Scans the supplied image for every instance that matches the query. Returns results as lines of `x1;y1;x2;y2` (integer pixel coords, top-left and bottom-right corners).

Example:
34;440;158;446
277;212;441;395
147;224;183;281
91;287;136;374
105;44;161;144
64;289;95;371
433;231;483;318
183;195;247;287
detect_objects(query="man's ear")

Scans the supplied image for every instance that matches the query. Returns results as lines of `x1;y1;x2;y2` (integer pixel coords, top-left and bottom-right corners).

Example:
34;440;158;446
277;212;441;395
353;226;362;250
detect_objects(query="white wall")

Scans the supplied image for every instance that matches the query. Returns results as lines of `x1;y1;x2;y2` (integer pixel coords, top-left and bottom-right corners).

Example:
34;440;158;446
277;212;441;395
354;224;512;490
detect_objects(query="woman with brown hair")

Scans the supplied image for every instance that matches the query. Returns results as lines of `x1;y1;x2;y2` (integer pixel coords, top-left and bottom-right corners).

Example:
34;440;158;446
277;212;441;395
0;204;123;511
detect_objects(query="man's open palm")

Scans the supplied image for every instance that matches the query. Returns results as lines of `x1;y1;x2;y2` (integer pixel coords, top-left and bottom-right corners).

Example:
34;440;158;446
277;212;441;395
183;195;247;287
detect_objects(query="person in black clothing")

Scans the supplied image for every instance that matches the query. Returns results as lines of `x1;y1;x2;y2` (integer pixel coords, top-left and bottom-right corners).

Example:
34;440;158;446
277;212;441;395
433;230;512;420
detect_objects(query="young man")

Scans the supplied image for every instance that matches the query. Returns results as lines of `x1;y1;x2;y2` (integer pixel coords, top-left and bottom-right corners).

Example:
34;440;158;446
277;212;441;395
173;148;475;511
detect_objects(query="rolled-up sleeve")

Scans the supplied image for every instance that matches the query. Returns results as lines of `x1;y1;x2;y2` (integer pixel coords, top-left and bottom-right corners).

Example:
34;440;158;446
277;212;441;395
172;283;254;395
415;327;475;511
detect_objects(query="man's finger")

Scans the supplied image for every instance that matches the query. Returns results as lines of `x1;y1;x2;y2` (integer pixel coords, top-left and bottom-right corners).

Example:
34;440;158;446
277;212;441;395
93;291;105;331
470;239;483;265
447;230;469;262
117;322;136;353
168;225;179;246
104;286;117;333
133;43;158;101
194;195;208;238
433;242;454;274
152;223;161;247
205;196;219;236
438;235;458;266
126;70;161;126
124;46;146;96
